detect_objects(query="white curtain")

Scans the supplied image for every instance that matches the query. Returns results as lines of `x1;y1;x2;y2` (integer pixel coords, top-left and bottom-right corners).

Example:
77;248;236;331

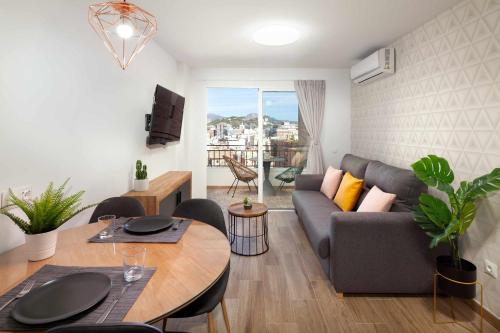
294;80;326;174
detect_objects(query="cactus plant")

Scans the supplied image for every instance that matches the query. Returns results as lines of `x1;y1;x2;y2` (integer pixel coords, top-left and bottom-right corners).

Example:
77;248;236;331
136;160;148;180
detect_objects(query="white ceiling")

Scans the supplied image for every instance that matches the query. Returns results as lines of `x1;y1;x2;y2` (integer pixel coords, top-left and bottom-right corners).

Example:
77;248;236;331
140;0;461;68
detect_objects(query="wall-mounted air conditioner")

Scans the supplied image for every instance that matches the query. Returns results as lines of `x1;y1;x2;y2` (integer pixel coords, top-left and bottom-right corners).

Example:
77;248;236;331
350;48;395;85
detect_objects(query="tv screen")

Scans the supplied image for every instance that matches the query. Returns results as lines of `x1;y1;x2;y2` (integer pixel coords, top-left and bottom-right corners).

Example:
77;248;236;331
147;85;185;145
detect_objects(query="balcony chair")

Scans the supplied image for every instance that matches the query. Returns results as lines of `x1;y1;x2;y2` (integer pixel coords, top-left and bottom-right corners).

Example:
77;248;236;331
223;155;257;198
164;199;231;333
89;197;145;223
275;154;306;190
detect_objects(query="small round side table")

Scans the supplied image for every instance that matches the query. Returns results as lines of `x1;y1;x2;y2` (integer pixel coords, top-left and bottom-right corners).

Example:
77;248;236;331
228;203;269;256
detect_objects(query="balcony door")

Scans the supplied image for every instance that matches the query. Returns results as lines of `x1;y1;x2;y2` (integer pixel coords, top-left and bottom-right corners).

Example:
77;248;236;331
206;83;306;209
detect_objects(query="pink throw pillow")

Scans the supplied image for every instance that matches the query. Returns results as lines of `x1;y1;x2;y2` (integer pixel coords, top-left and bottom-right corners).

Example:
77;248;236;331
357;186;396;212
320;166;343;199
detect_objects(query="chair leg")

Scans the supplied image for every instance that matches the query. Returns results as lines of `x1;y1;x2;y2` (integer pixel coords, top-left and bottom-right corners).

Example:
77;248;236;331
207;311;215;333
162;318;167;332
252;179;258;191
247;181;252;193
232;180;239;198
221;298;231;333
227;178;236;194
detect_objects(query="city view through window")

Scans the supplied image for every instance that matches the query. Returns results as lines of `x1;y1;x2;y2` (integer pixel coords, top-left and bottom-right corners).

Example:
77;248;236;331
206;87;308;209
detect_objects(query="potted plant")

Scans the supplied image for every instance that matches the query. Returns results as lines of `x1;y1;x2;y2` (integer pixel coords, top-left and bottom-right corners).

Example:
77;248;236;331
134;160;149;191
243;196;252;210
411;155;500;298
0;179;96;261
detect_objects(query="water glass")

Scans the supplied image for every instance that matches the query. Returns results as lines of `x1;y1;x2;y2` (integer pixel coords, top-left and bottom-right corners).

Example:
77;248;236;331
98;215;116;239
123;247;146;282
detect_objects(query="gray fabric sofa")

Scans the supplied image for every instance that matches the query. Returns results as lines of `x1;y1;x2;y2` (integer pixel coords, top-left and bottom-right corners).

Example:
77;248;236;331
292;154;448;294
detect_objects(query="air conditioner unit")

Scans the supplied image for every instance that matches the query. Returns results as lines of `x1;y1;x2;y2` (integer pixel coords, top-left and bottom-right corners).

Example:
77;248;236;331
350;48;395;85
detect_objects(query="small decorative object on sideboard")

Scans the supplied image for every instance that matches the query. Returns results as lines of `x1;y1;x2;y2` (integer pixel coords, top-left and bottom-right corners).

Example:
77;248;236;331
411;155;500;299
243;196;253;210
0;179;96;261
134;160;149;192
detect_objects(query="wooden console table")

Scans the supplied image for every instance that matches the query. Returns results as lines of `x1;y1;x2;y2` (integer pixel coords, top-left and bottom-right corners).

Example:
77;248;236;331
123;171;192;216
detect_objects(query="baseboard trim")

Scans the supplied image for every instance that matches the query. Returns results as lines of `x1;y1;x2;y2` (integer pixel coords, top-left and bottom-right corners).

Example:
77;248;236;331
469;299;500;331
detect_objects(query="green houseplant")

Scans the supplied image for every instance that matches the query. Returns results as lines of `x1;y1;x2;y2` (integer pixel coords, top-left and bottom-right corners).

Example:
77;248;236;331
0;179;95;261
411;155;500;298
243;196;252;209
134;160;149;192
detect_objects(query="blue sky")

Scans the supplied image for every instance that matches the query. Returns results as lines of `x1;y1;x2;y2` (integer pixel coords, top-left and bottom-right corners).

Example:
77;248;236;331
207;88;298;121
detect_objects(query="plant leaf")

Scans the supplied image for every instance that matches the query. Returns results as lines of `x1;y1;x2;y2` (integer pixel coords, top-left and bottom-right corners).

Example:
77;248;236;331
418;193;452;228
461;168;500;201
458;201;476;235
411;155;454;194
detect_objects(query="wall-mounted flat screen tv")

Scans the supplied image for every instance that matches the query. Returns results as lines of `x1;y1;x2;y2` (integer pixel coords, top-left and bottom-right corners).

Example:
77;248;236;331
146;84;185;145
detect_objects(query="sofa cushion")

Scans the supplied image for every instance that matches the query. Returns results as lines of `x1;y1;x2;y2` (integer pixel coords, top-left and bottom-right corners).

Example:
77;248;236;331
364;161;427;208
292;190;341;259
333;172;364;211
357;185;397;212
340;154;371;179
320;166;343;199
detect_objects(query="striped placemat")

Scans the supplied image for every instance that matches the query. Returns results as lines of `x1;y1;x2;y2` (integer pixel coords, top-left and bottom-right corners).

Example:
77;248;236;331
88;217;192;243
0;265;155;331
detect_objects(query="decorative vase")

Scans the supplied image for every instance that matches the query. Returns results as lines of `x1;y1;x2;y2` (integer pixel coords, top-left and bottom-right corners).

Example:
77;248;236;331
25;229;58;261
134;179;149;192
436;255;477;299
243;203;252;210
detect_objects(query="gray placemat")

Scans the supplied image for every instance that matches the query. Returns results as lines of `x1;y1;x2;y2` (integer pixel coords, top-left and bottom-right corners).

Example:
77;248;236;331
0;265;156;331
88;217;192;243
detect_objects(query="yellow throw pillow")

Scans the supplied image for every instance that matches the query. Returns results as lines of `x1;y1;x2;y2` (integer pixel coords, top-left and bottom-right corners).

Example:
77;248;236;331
333;172;364;211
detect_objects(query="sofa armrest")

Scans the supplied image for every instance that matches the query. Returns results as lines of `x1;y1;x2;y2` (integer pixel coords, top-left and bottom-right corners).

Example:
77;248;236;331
295;174;323;191
330;212;448;294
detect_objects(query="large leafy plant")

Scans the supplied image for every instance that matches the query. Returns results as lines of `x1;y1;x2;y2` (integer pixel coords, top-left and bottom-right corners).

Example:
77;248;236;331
0;179;96;235
411;155;500;270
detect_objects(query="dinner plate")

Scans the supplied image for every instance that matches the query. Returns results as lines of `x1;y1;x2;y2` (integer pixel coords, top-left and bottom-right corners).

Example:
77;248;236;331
124;216;174;234
11;272;111;325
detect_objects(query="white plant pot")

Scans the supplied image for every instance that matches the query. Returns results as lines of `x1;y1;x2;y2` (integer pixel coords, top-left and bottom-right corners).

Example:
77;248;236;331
25;229;58;261
134;179;150;192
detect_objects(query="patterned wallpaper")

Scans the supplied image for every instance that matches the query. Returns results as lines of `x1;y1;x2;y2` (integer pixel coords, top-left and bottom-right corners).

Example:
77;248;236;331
351;0;500;316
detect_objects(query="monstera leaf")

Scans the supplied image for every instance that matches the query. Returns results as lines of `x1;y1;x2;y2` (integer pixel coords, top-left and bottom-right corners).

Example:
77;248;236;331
411;155;454;194
461;168;500;201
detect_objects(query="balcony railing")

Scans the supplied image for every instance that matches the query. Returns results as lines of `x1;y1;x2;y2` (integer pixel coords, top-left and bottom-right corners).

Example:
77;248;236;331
207;144;308;168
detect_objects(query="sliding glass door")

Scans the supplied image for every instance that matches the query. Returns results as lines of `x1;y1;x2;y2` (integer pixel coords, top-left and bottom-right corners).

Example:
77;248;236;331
206;84;306;209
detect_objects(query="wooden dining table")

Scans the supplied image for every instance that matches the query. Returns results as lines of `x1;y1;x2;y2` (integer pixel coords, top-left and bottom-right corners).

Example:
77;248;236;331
0;220;231;332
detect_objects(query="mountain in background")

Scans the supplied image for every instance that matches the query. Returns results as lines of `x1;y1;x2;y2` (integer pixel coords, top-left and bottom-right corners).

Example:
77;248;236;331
208;113;297;128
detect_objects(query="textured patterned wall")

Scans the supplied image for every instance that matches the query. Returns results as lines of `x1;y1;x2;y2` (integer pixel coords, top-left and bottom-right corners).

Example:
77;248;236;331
351;0;500;316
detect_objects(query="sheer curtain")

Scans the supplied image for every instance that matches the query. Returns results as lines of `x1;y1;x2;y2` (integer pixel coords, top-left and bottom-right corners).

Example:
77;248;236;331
294;80;326;174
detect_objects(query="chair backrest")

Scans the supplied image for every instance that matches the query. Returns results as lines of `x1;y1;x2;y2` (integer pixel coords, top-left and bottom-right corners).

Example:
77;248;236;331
173;199;227;237
89;197;145;223
45;323;163;333
223;155;257;180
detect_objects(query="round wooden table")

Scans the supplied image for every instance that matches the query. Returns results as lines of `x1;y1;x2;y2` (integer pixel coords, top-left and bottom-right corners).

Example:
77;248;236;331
0;220;230;332
228;203;269;256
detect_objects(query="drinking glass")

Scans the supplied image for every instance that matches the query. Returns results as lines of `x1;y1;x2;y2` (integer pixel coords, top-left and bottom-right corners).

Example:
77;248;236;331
98;215;116;239
123;247;146;282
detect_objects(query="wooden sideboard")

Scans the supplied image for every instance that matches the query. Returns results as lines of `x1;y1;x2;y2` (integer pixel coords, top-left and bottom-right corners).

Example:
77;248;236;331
123;171;192;216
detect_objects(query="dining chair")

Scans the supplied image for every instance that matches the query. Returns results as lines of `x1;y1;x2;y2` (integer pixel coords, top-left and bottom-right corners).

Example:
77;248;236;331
223;155;257;198
164;199;231;333
89;197;145;223
45;322;183;333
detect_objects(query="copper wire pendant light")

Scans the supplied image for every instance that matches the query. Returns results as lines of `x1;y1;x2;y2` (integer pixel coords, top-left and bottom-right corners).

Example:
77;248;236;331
88;0;157;70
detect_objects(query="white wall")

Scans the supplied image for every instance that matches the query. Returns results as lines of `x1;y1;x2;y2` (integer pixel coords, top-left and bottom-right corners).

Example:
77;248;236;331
188;68;352;197
0;0;189;253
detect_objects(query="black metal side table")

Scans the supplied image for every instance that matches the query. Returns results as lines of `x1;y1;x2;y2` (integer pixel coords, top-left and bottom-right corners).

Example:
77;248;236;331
228;203;269;256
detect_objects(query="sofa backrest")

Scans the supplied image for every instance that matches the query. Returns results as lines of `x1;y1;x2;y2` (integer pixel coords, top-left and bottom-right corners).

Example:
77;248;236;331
339;154;370;179
364;160;427;211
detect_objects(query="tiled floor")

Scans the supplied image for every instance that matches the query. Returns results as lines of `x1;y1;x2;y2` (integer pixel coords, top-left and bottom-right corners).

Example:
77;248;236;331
207;187;294;210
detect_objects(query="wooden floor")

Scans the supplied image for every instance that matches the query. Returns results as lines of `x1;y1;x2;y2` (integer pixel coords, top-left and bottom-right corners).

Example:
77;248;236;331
161;211;496;333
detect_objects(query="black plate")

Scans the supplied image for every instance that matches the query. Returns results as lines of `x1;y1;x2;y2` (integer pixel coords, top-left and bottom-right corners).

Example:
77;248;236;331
124;216;174;234
12;272;111;325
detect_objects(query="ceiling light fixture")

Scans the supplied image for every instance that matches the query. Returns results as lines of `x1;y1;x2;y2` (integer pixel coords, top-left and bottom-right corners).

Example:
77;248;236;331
88;1;157;70
253;25;299;46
